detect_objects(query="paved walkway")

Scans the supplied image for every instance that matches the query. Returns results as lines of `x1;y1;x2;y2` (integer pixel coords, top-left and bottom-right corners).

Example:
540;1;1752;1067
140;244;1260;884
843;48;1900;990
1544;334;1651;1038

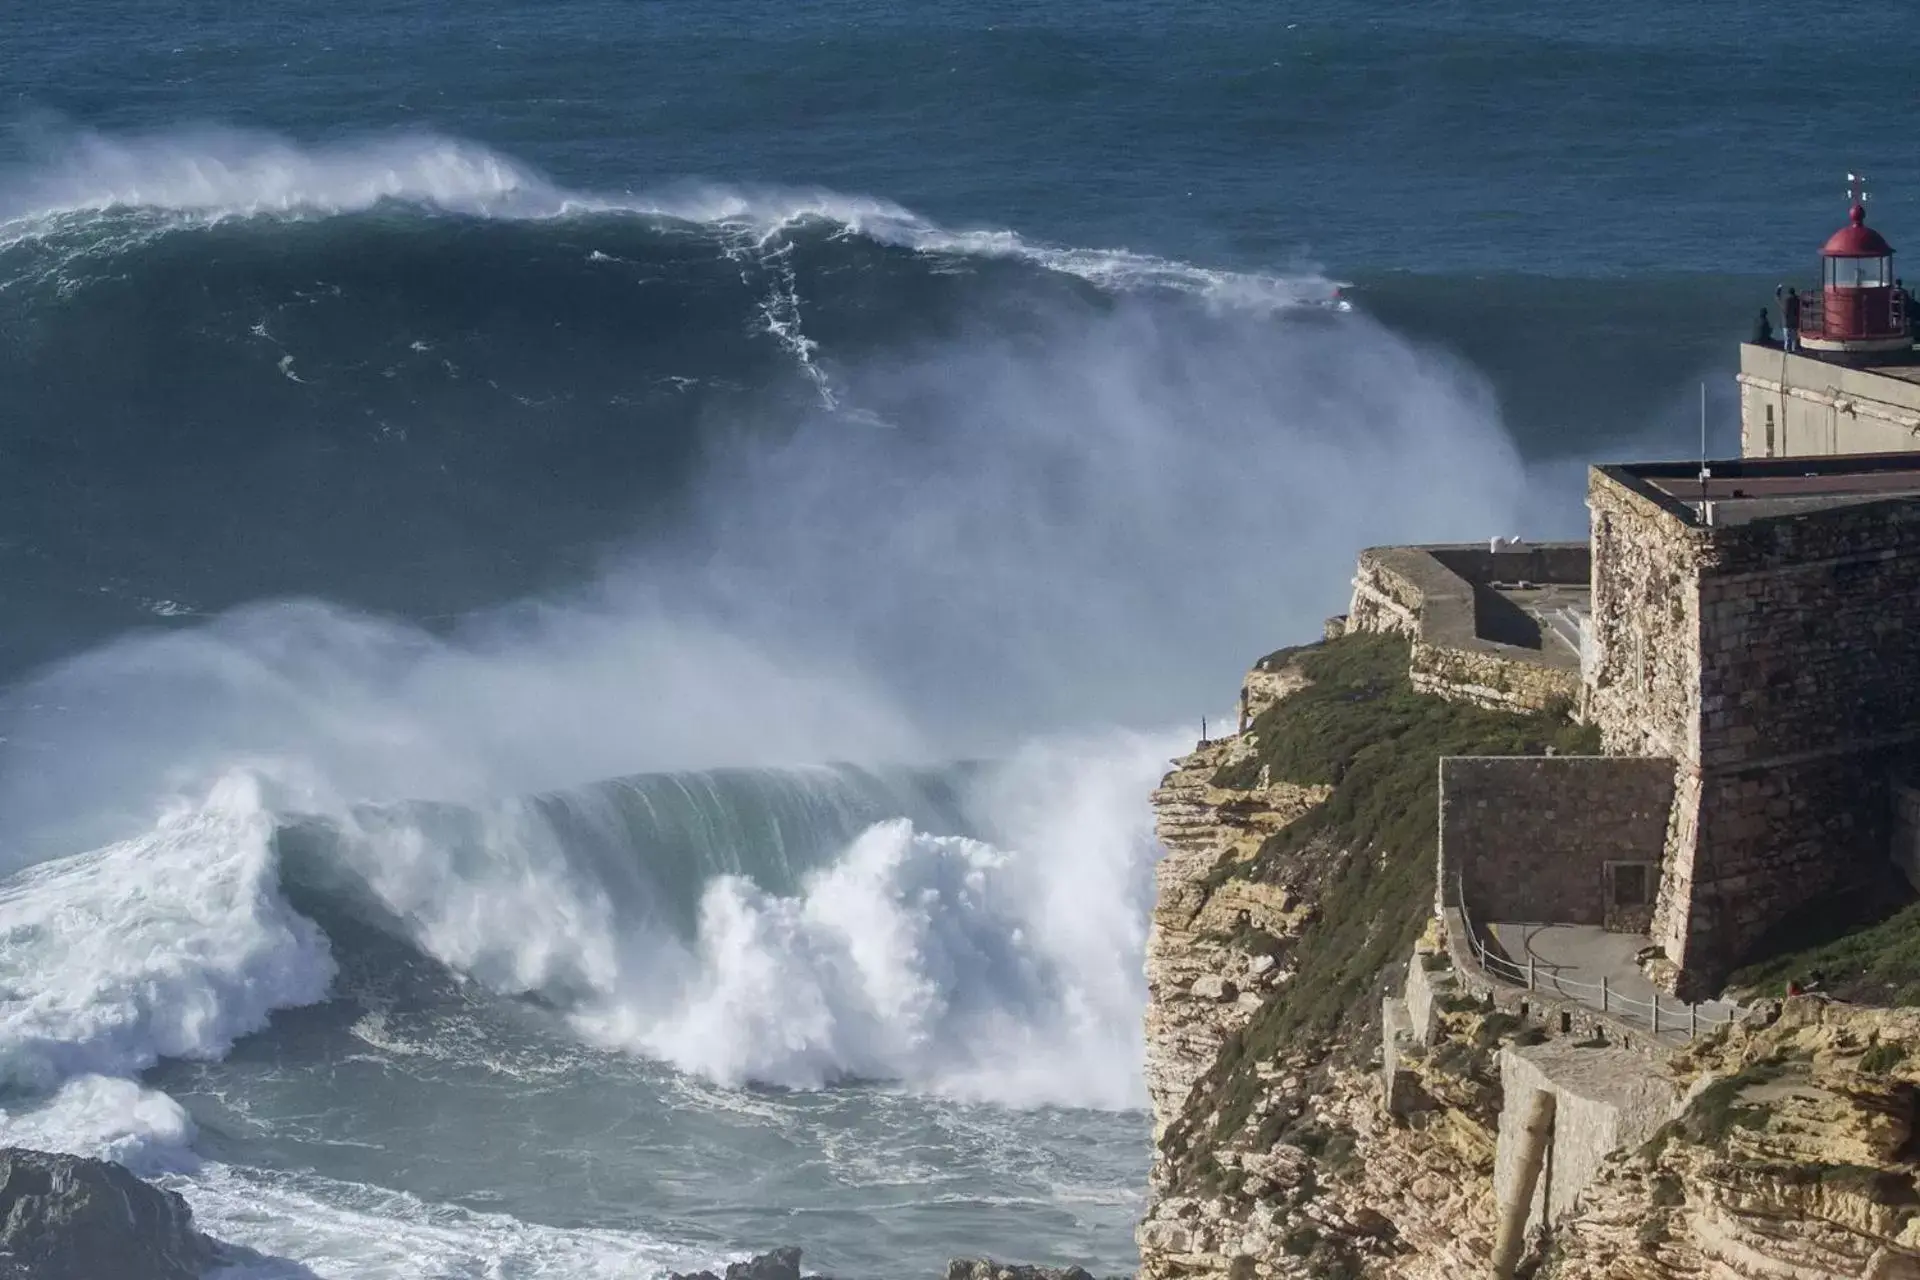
1487;922;1741;1042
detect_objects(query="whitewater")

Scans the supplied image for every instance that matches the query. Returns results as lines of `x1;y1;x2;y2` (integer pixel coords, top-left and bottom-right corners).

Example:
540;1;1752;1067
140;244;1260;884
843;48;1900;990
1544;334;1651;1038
0;126;1543;1278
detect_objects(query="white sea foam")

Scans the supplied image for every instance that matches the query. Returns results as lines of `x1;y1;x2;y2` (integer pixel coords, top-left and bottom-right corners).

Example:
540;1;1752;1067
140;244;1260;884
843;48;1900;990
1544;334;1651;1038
0;771;333;1089
0;1075;199;1176
0;128;555;223
0;1070;713;1279
0;730;1160;1118
575;730;1168;1109
181;1162;716;1280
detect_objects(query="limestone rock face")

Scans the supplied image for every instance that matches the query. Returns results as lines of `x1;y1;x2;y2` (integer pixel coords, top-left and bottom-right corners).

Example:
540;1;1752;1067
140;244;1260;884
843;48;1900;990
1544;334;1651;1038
0;1147;216;1280
1142;726;1325;1145
1543;999;1920;1278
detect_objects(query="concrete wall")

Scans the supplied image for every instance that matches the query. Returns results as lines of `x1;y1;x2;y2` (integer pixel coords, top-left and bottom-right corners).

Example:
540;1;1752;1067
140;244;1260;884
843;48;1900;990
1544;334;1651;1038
1347;545;1584;715
1438;756;1676;931
1737;344;1920;458
1381;995;1415;1114
1494;1042;1679;1235
1426;544;1591;589
1587;466;1920;989
1404;952;1441;1047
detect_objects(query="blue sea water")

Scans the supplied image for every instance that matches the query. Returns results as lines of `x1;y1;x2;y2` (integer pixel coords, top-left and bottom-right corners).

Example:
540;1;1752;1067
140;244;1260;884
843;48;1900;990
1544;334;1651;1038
1;2;1917;1277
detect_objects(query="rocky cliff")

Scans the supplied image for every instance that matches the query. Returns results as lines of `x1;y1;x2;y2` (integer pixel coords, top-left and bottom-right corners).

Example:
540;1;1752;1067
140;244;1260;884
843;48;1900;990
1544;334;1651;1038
1135;632;1920;1280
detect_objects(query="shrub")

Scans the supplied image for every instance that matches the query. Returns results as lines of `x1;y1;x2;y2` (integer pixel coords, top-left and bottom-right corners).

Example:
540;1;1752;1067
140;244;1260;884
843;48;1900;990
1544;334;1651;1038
1861;1042;1908;1075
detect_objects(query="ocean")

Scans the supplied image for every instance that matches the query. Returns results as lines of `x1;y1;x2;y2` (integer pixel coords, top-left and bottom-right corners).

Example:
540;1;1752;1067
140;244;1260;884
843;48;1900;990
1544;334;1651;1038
1;2;1916;1276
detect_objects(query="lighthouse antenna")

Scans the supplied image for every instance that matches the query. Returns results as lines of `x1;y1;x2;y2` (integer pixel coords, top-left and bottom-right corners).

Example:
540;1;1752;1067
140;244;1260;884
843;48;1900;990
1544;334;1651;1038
1699;381;1709;496
1848;172;1871;206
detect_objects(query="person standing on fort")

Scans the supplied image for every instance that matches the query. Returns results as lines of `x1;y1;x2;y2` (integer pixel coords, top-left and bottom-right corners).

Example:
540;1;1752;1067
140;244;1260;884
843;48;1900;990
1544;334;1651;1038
1781;286;1802;351
1751;308;1775;347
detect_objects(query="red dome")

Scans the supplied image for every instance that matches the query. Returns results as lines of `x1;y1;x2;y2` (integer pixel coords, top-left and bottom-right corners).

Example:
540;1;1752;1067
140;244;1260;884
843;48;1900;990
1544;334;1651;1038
1822;205;1895;257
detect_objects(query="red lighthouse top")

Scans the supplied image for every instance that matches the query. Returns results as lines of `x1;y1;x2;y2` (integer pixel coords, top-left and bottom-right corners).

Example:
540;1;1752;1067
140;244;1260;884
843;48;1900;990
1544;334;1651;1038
1788;174;1911;359
1822;204;1895;258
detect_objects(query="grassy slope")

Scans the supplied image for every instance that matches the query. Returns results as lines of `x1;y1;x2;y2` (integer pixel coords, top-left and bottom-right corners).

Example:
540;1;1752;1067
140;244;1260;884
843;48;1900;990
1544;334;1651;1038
1163;632;1597;1184
1727;889;1920;1004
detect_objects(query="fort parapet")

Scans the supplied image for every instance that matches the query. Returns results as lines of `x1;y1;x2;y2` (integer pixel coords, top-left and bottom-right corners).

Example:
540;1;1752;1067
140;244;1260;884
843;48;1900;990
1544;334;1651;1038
1338;543;1588;715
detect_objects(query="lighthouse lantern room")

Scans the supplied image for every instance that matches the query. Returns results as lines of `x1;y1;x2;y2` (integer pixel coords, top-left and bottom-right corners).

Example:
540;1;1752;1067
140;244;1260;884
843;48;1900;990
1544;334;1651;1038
1798;174;1911;358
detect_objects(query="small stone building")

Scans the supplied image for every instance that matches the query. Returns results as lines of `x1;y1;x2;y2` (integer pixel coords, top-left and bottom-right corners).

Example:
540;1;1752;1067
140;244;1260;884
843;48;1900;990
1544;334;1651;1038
1585;453;1920;992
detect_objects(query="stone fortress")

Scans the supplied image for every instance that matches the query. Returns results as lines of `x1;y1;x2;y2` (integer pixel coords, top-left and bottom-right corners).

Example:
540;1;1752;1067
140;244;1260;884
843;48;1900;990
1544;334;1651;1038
1339;194;1920;1272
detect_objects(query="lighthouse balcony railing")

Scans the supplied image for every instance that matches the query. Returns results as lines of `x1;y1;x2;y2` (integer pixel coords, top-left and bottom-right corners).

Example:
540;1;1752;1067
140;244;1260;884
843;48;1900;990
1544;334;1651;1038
1795;290;1910;340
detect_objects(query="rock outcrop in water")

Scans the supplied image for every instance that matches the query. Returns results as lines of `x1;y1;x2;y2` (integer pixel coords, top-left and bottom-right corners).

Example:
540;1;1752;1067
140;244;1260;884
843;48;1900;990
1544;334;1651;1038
1135;631;1920;1279
668;1250;1123;1280
0;1147;217;1280
945;1260;1127;1280
669;1246;820;1280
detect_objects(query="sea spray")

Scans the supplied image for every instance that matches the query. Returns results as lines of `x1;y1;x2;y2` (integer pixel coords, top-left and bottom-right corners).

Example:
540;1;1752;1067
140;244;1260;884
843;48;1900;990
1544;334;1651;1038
0;125;1539;1277
0;771;332;1089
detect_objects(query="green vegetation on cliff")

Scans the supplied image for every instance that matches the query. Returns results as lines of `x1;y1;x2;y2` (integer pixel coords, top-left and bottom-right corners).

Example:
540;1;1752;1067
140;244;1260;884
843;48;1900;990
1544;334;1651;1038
1167;632;1596;1181
1727;888;1920;1004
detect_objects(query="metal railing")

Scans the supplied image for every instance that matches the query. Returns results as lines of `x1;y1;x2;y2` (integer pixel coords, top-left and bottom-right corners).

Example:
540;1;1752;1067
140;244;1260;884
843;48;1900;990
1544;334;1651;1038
1455;883;1740;1041
1794;289;1910;340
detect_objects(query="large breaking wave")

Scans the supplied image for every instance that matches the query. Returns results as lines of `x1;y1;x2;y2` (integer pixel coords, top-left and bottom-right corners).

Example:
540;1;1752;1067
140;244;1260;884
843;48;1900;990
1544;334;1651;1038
0;126;1546;1275
2;742;1163;1103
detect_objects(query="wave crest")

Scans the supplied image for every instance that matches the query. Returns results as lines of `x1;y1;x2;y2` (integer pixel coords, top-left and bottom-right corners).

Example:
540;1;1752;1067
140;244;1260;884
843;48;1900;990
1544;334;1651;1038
0;125;1337;309
1;126;558;222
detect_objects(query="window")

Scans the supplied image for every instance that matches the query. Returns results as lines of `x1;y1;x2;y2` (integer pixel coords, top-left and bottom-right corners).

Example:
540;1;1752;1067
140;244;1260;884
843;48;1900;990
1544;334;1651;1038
1611;862;1650;908
1765;404;1775;456
1827;256;1892;288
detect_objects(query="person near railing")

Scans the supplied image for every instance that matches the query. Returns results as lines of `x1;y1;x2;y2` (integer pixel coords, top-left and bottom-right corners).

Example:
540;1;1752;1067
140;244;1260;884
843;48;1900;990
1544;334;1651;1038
1782;285;1802;351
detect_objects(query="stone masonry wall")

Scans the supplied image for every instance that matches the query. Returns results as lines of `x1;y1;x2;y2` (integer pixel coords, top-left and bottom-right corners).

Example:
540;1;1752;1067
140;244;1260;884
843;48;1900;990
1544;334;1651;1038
1409;642;1578;717
1586;479;1700;760
1673;753;1897;982
1426;544;1591;588
1694;504;1920;764
1676;493;1920;978
1438;756;1676;930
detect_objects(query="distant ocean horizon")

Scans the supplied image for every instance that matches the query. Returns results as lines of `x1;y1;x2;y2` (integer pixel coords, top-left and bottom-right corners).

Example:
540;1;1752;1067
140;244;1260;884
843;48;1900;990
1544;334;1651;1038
2;2;1916;1276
